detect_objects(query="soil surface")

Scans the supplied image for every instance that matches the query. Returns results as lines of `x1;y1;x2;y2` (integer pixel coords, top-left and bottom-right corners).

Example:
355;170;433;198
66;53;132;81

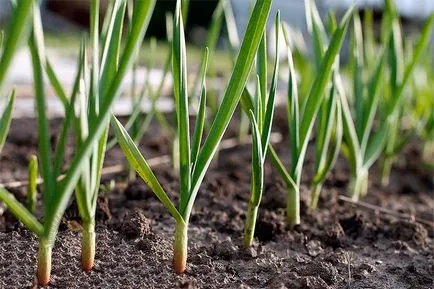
0;109;433;289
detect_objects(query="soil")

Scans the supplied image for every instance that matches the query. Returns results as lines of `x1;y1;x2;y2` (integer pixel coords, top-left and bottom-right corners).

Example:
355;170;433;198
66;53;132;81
0;109;433;289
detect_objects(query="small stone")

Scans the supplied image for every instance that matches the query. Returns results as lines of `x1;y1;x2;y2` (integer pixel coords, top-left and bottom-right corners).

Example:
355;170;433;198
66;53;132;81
306;240;323;257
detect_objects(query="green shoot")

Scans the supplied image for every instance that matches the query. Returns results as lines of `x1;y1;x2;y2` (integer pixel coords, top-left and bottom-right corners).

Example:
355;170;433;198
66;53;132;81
340;10;434;200
380;10;434;186
111;0;273;274
0;1;156;285
243;12;280;247
26;155;38;214
303;2;343;210
279;6;351;225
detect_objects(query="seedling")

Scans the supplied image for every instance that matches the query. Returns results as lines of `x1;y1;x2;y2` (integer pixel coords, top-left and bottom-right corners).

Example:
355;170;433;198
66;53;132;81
302;2;343;210
340;7;434;200
0;1;155;285
27;155;38;214
268;5;350;226
379;3;434;186
243;12;280;247
111;0;273;273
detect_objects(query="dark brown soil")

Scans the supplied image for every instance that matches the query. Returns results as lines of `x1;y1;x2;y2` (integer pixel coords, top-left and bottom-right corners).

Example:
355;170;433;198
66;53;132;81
0;109;433;289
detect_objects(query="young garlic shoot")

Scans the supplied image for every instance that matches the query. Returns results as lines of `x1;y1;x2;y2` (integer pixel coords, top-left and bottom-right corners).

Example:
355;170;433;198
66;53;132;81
380;3;434;186
243;12;280;247
0;1;156;285
235;6;350;227
27;155;38;214
54;0;155;273
302;1;343;210
337;10;390;201
111;0;273;274
281;10;350;226
341;10;434;200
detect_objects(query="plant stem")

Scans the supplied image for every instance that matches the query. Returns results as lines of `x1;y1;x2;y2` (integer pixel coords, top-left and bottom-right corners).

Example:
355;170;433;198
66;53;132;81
81;218;96;272
309;183;322;210
37;240;52;286
380;157;393;187
422;141;434;163
173;220;188;274
287;185;300;227
350;169;368;201
243;200;258;247
173;136;180;172
27;155;38;214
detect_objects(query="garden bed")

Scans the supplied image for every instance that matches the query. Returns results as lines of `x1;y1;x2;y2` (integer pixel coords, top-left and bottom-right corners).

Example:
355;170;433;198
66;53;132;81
0;109;432;289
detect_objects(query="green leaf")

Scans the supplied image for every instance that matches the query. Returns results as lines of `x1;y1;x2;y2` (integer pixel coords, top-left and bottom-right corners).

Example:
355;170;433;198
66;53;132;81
363;124;388;169
254;75;262;127
313;88;343;184
309;0;327;68
261;11;280;155
294;9;351;177
359;48;387;155
52;41;86;178
111;115;183;223
173;0;191;211
186;0;273;220
0;0;33;91
45;60;69;110
314;80;337;174
99;0;127;98
191;48;209;170
0;90;15;152
352;12;365;141
248;110;264;206
223;0;240;55
0;187;44;236
282;23;300;173
29;15;55;204
27;155;38;214
389;14;434;115
336;73;360;174
257;30;267;120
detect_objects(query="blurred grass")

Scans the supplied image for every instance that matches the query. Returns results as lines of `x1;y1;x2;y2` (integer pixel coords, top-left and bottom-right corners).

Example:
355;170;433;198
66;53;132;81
44;32;234;75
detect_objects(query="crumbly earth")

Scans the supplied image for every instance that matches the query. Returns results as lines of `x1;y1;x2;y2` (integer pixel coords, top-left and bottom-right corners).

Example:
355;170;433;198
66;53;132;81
0;112;433;289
